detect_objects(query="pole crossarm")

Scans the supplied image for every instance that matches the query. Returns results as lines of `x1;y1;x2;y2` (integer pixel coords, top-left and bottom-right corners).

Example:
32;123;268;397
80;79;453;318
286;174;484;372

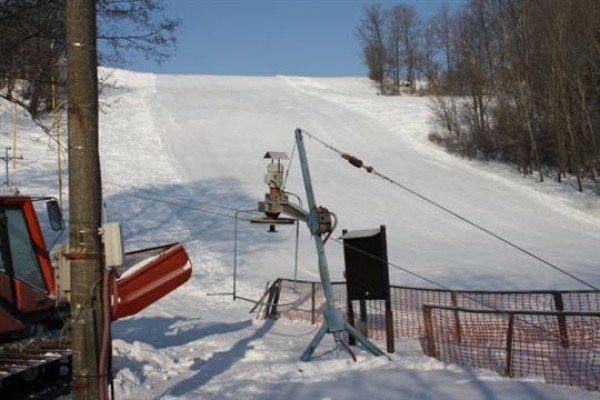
294;128;386;361
0;147;24;186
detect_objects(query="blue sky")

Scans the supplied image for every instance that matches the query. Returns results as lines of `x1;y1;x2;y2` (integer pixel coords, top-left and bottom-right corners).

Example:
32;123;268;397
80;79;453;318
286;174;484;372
129;0;464;77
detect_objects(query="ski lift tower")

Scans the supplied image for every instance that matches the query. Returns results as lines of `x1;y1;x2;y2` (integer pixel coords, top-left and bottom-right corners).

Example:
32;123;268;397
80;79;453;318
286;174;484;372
254;129;386;361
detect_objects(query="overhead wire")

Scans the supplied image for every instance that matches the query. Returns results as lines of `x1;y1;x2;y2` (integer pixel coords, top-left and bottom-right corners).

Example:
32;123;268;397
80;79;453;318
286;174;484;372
299;128;599;291
104;180;239;212
102;180;258;222
330;237;450;290
282;139;297;190
329;236;600;355
124;192;252;221
92;129;597;349
98;129;596;290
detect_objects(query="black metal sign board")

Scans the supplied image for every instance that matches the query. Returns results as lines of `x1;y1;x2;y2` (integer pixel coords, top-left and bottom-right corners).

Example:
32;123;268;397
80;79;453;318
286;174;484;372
342;225;390;301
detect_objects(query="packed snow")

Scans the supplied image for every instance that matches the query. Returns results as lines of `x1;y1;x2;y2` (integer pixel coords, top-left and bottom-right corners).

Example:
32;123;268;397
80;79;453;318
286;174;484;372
2;68;600;399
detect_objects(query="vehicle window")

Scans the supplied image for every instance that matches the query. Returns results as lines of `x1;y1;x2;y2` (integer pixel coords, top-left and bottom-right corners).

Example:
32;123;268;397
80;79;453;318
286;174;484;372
0;213;8;274
0;234;5;274
5;208;45;290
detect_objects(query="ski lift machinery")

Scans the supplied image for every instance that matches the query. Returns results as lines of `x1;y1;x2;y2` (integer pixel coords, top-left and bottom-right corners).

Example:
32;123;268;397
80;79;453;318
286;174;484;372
250;128;386;362
228;151;301;303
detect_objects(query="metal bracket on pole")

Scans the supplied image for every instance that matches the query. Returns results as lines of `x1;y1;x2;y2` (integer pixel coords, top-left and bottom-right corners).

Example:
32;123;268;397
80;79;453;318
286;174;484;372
294;128;386;361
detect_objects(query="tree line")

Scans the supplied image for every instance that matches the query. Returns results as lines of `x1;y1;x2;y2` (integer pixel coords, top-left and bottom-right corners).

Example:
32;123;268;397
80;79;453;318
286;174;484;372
358;0;600;191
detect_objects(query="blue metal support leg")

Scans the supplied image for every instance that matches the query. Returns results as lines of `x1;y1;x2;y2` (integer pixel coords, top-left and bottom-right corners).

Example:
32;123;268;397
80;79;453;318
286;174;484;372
301;322;328;361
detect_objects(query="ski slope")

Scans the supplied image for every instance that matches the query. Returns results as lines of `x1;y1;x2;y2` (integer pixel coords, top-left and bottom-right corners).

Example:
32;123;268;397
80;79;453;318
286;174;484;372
142;71;600;292
3;68;600;399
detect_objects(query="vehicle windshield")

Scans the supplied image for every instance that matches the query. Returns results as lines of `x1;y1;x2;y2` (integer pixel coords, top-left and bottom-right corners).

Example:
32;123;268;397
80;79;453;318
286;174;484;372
0;207;45;290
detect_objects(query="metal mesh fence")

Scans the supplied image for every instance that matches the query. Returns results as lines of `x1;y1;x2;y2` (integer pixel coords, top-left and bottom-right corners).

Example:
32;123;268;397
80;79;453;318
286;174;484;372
269;279;600;338
262;278;600;391
422;306;600;391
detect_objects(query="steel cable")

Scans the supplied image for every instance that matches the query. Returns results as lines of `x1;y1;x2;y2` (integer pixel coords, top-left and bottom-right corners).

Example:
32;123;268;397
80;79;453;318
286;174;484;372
300;128;599;291
328;237;600;355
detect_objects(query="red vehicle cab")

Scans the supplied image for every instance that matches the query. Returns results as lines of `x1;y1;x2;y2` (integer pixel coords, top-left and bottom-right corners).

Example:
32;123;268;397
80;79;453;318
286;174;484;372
0;196;59;338
0;195;192;340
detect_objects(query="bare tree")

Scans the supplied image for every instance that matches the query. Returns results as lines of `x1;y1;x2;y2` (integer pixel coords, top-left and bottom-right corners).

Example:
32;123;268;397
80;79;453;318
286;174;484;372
358;3;386;93
391;4;420;92
0;1;64;118
429;0;600;191
96;0;179;65
387;5;402;89
355;1;599;190
420;20;440;90
431;4;455;91
0;0;180;132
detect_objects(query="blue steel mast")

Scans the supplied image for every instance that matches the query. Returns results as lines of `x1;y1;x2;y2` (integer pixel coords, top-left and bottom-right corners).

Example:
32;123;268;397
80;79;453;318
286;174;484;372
294;128;386;361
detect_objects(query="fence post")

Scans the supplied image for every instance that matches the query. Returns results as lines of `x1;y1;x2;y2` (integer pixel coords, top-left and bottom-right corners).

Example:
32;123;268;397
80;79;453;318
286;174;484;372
347;304;356;345
385;301;395;353
265;279;279;318
422;305;437;358
250;280;270;317
505;313;514;378
450;292;462;343
270;279;283;318
311;281;316;325
552;292;569;348
359;299;368;338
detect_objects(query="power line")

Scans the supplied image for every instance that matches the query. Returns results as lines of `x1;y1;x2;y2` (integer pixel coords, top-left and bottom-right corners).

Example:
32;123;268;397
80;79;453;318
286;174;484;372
102;181;257;222
329;236;600;355
330;237;450;290
300;128;599;291
104;180;240;212
282;139;297;190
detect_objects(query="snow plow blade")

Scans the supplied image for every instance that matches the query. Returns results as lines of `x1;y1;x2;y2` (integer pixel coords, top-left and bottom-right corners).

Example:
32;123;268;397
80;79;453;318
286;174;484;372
111;243;192;320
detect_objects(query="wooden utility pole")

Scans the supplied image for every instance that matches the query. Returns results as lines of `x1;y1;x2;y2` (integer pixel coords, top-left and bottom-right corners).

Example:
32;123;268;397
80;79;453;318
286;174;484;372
66;1;103;398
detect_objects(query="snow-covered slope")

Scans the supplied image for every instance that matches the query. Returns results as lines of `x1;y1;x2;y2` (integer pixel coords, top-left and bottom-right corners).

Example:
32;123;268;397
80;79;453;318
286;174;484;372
145;72;600;292
3;69;599;399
